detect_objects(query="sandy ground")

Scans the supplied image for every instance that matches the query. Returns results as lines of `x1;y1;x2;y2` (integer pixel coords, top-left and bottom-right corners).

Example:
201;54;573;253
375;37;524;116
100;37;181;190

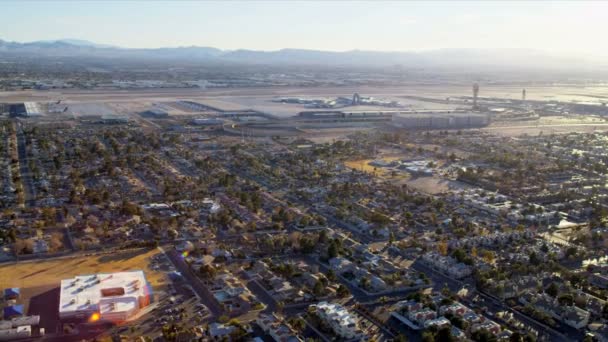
345;159;394;175
404;176;471;195
344;156;471;194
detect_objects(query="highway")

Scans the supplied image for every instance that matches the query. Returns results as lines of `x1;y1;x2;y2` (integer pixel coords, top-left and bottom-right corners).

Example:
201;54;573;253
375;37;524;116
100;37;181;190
483;122;608;130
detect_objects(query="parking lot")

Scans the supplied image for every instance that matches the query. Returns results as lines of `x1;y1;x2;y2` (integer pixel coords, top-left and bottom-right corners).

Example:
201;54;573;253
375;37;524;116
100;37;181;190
104;250;211;340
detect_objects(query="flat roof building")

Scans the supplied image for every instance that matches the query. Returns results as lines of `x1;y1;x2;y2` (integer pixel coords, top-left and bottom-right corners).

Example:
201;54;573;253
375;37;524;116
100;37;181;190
140;108;169;118
311;302;359;339
24;102;42;117
0;315;39;341
392;112;490;129
0;325;31;341
59;270;151;323
3;306;23;320
3;288;19;300
192;118;224;126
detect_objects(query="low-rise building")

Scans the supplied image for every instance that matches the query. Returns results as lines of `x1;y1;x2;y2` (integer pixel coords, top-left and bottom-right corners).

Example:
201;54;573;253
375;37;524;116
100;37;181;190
311;302;359;339
256;314;302;342
58;270;151;323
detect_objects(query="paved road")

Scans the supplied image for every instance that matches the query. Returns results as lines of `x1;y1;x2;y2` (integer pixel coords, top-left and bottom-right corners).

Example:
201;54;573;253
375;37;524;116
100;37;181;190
161;247;224;318
245;278;277;313
15;122;36;207
483;123;608;130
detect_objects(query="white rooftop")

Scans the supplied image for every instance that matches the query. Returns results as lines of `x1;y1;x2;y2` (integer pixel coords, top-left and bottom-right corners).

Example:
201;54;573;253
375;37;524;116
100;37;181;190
24;102;41;116
59;270;148;316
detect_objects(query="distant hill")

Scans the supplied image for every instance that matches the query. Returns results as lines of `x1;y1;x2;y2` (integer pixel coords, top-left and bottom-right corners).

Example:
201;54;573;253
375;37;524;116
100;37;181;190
34;39;117;48
0;38;603;73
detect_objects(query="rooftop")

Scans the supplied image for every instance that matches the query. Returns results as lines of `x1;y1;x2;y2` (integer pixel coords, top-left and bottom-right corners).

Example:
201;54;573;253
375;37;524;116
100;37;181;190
59;270;150;316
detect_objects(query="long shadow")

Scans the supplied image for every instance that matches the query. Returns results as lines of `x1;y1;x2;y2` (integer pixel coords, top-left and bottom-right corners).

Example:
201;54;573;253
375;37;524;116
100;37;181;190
97;248;150;263
20;269;47;279
27;287;60;334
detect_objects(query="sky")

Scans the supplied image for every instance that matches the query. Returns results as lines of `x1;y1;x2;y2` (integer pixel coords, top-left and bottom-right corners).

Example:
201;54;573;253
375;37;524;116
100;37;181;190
1;1;607;57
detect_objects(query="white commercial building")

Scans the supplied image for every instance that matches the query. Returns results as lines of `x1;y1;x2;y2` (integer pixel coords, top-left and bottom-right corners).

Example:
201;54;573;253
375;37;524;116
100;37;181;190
24;102;42;117
0;316;39;341
311;302;359;339
0;325;31;341
59;270;151;323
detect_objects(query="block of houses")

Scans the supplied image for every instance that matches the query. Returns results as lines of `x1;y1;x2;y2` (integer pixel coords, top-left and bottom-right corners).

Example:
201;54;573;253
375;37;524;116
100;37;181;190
590;274;608;289
408;309;437;326
440;303;469;317
561;306;590;330
423;317;451;329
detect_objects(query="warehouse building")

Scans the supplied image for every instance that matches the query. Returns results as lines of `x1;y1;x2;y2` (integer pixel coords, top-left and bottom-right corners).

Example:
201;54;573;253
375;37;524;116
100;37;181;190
3;288;20;301
24;102;42;116
0;316;40;341
140;108;169;118
59;270;152;323
392;112;490;129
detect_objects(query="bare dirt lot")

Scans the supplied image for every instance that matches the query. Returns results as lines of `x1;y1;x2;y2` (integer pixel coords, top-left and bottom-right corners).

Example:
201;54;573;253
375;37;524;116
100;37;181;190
405;176;471;195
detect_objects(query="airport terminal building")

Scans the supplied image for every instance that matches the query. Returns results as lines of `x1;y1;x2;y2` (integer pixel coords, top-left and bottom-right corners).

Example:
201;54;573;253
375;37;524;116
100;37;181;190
59;271;151;323
392;112;490;129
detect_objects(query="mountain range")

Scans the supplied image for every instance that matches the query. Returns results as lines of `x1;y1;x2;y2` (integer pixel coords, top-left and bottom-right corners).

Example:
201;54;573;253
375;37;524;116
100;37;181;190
0;38;603;72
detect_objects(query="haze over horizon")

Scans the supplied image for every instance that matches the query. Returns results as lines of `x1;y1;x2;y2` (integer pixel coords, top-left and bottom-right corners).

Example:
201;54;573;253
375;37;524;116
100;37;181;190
2;0;608;58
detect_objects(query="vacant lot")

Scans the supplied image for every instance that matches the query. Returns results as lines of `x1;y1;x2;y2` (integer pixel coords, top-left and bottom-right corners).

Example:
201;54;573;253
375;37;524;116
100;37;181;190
405;176;471;195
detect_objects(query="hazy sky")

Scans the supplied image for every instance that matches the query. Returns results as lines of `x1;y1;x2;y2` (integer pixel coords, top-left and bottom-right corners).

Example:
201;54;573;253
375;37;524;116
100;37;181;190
1;1;607;56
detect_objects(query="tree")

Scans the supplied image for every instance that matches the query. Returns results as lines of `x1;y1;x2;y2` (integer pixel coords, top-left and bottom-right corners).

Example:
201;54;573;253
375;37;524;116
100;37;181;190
287;317;306;332
546;282;559;297
471;328;497;342
318;229;328;243
565;247;578;258
441;283;453;298
437;240;448;256
436;326;455;342
529;251;540;264
13;238;34;255
327;242;338;259
336;284;350;298
359;276;370;290
299;216;310;227
49;232;63;252
395;334;408;342
557;293;573;306
421;331;435;342
452;248;466;262
199;264;217;279
480;249;495;264
7;228;16;242
509;332;523;342
313;280;325;297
